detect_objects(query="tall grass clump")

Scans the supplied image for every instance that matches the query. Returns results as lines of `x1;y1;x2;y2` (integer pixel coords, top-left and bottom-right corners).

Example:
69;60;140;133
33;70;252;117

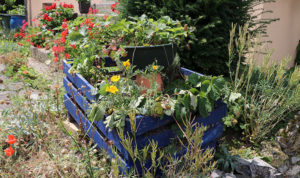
113;115;216;177
224;24;300;143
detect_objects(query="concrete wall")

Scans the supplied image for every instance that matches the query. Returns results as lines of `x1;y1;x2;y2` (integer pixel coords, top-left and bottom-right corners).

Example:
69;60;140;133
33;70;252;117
27;0;114;26
259;0;300;66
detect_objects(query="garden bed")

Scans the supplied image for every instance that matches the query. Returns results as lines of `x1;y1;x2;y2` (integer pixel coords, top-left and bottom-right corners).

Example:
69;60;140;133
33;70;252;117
63;60;227;173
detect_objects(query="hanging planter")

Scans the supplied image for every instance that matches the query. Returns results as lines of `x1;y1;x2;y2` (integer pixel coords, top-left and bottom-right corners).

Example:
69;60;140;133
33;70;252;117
122;44;177;70
78;1;91;14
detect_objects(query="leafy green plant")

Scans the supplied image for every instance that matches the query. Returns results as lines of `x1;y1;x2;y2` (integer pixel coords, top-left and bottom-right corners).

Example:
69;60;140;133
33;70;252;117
7;5;24;15
215;145;240;173
88;60;225;131
66;14;188;73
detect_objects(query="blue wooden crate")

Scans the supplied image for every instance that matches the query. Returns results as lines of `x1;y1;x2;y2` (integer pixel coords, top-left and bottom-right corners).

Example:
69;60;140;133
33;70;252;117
63;75;226;153
63;60;227;174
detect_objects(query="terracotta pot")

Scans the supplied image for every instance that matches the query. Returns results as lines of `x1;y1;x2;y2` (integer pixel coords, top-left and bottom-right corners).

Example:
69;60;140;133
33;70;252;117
136;73;163;94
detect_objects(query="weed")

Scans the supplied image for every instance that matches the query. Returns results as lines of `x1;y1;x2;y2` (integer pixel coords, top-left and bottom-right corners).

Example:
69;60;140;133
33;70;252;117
225;24;300;143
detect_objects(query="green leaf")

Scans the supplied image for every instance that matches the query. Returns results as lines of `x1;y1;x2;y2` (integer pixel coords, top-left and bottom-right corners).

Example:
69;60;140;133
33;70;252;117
94;106;105;121
188;73;199;86
68;32;84;41
212;76;225;89
200;80;211;93
197;92;212;117
99;83;109;95
189;93;198;111
189;88;199;95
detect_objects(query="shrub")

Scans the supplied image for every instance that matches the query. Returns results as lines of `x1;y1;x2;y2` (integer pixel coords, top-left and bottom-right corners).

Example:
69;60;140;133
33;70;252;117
223;25;300;143
118;0;276;76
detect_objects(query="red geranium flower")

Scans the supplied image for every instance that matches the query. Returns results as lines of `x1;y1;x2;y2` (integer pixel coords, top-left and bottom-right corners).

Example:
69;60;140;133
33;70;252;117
4;146;15;157
17;42;23;46
60;46;65;52
62;22;68;29
61;30;68;38
54;57;58;63
88;7;93;15
70;44;76;49
84;18;91;25
14;33;19;38
6;135;17;145
60;37;66;43
111;2;119;14
64;53;70;59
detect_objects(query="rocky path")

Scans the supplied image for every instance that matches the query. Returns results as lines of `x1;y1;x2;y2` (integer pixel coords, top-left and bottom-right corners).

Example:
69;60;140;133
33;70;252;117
0;57;63;115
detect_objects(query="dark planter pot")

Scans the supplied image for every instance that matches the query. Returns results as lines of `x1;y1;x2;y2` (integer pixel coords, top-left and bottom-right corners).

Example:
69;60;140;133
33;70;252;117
0;13;11;30
122;44;177;70
10;15;25;29
78;2;91;14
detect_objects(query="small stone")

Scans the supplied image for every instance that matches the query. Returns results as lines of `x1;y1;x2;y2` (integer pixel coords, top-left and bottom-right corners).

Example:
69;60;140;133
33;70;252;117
30;93;39;100
0;64;6;72
211;169;223;178
223;173;236;178
235;158;252;176
276;136;287;149
0;78;3;83
286;165;300;177
61;148;68;154
278;162;289;173
250;157;278;178
291;156;300;165
0;100;5;104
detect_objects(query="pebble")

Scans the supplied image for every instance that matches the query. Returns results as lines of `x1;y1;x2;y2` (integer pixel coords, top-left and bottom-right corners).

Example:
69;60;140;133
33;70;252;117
291;156;300;165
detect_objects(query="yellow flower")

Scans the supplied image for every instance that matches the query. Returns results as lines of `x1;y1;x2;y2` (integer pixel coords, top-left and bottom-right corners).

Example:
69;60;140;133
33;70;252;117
106;85;119;94
153;65;158;70
110;75;120;82
123;59;131;69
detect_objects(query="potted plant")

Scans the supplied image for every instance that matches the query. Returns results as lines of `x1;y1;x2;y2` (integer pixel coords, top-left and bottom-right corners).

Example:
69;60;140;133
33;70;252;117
7;4;25;29
39;3;74;31
135;63;164;94
77;0;91;14
0;0;17;30
113;15;188;70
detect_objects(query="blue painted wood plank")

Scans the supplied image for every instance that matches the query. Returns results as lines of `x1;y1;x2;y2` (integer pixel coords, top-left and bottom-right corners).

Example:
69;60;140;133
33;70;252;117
63;77;91;113
64;94;131;172
63;60;96;102
181;67;204;76
194;100;227;127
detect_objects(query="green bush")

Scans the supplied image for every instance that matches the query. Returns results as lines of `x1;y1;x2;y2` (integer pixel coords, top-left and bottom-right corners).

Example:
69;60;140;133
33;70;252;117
223;25;300;143
118;0;276;76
